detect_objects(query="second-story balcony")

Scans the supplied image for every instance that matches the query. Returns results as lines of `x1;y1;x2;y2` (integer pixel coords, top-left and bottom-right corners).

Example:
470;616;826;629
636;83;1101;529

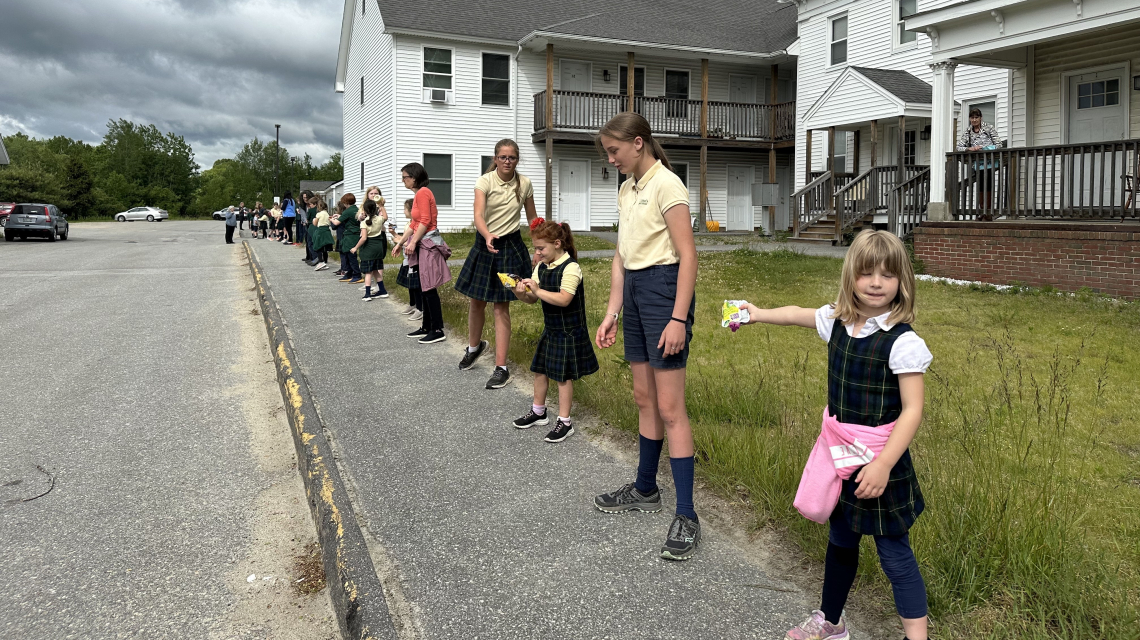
533;91;795;148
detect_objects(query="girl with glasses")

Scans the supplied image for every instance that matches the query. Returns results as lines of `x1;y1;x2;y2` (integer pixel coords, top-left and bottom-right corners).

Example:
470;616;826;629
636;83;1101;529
454;139;538;390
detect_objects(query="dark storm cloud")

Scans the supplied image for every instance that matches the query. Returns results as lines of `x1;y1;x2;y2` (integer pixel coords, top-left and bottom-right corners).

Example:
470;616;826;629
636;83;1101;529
0;0;344;167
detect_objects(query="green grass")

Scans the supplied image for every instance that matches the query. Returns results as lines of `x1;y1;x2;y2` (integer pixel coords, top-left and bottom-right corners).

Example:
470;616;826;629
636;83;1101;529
385;249;1140;639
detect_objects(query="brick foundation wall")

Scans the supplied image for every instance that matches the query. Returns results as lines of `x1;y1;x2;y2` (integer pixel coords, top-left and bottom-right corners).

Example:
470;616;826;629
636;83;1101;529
912;222;1140;299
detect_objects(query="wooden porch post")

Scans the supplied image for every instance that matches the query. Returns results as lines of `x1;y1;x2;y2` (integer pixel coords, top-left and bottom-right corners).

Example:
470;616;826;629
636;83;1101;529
897;115;906;170
853;130;861;174
546;43;554;218
870;120;878;168
805;129;813;184
626;52;636;111
828;126;838;241
700;58;709;229
768;65;778;234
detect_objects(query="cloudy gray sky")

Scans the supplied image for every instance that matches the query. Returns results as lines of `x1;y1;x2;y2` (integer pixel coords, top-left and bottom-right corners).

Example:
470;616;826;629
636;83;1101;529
0;0;344;169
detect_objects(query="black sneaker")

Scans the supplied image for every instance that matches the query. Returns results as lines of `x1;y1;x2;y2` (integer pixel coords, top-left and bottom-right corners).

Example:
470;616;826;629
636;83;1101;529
512;409;549;429
594;483;662;514
406;327;428;339
485;367;510;389
418;330;446;344
544;418;575;443
660;514;701;561
459;340;488;370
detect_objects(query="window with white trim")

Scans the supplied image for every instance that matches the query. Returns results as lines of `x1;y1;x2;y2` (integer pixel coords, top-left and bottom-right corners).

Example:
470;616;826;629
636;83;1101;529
830;15;848;66
423;154;452;206
481;53;510;106
895;0;917;47
423;47;452;90
904;130;917;166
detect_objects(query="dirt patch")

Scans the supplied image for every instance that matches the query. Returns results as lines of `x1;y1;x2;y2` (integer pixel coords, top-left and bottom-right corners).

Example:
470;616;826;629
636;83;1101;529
292;542;327;595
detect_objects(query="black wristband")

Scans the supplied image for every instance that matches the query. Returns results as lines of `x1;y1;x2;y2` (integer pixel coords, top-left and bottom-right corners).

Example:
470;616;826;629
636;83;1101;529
670;316;687;325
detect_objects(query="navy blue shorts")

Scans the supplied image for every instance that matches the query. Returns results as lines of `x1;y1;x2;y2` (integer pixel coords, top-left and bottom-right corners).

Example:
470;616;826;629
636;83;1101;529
622;264;695;369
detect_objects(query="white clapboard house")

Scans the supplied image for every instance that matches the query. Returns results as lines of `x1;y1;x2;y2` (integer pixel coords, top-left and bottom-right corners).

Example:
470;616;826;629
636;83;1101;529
334;0;801;232
907;0;1140;222
789;0;1012;241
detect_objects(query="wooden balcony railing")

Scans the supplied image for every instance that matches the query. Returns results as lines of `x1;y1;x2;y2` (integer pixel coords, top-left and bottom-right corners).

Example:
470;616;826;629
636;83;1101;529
534;90;795;141
947;139;1140;220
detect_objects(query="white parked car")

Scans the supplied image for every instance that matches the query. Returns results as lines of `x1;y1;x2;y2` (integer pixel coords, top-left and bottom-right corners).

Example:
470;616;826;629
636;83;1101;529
115;206;168;222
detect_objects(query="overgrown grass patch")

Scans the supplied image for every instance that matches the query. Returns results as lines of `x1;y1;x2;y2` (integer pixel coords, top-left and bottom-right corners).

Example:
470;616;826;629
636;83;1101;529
384;248;1140;639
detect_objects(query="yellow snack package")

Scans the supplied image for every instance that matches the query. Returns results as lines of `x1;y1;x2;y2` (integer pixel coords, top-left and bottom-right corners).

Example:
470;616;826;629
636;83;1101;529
721;299;750;332
498;273;521;288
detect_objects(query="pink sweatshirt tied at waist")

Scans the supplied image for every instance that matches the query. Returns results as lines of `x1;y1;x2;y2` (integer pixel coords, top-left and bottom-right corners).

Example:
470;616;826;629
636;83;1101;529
793;407;896;524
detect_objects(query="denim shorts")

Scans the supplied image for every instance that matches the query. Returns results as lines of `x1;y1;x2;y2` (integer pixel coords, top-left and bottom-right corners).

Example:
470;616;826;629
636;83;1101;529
623;264;695;369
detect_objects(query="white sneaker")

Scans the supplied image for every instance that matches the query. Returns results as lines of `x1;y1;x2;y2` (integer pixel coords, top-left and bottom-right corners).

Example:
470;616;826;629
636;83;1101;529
314;263;328;271
410;309;423;321
399;305;416;315
359;285;368;290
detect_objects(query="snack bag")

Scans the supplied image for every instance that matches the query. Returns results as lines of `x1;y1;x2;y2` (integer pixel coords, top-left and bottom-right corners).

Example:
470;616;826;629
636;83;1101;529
721;300;750;332
498;273;522;288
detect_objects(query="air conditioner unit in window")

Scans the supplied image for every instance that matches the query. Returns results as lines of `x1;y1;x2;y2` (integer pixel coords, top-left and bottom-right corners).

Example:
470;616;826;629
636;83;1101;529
430;89;447;103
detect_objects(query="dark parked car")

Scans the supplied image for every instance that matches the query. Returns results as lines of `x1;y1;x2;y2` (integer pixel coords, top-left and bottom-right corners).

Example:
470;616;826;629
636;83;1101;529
4;203;69;241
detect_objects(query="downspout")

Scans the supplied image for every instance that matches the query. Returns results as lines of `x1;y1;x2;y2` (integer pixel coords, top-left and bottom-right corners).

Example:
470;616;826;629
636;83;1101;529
513;43;522;142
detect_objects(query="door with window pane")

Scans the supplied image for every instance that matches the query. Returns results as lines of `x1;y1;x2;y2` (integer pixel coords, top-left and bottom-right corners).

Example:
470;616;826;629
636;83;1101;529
665;70;690;121
1067;69;1127;208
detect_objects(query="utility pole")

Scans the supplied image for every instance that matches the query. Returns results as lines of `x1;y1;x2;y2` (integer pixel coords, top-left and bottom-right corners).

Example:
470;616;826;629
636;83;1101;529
290;156;297;196
274;124;281;199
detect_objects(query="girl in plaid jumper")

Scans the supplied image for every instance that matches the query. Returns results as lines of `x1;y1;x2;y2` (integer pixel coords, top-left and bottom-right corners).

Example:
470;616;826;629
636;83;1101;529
510;220;598;443
739;230;933;640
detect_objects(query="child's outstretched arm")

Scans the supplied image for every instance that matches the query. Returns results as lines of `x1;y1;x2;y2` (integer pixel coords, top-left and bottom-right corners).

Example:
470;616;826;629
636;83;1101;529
740;304;816;329
853;373;924;499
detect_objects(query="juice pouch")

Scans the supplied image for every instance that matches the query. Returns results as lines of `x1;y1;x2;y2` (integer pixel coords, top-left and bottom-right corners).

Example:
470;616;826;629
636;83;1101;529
721;300;750;332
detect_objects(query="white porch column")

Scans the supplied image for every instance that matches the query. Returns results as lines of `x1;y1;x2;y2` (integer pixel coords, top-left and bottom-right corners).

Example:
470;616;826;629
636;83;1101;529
928;61;957;220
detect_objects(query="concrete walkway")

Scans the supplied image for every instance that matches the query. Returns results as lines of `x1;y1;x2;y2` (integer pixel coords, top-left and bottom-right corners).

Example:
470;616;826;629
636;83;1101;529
245;233;811;639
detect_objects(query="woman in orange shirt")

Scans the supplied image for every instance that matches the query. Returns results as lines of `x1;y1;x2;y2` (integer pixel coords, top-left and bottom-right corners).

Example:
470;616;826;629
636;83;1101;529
400;162;452;344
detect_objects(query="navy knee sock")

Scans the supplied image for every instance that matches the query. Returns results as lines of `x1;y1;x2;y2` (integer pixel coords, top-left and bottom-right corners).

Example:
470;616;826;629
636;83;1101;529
820;542;860;625
634;435;664;495
669;456;697;520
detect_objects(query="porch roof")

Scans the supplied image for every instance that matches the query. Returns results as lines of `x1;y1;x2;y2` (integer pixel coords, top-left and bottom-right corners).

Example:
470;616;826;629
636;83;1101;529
905;0;1140;65
803;67;959;130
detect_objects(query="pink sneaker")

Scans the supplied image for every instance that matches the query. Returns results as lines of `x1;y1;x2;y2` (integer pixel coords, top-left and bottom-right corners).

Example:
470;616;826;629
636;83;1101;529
785;610;849;640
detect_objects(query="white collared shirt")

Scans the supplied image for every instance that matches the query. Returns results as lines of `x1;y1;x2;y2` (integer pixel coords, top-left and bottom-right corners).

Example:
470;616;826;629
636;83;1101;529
814;305;933;374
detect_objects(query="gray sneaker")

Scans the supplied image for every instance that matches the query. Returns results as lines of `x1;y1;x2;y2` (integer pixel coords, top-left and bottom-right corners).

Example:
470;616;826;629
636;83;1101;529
593;483;662;514
660;514;701;561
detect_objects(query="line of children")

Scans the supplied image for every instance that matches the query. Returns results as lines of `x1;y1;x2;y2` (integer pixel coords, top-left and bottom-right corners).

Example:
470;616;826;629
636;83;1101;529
510;219;598;443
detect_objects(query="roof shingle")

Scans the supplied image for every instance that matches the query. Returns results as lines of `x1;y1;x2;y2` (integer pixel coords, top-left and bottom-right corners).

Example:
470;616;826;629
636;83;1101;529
851;67;934;104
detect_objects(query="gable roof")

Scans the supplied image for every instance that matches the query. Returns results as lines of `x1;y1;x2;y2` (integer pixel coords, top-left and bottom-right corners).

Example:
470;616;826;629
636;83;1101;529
337;0;797;89
850;67;934;104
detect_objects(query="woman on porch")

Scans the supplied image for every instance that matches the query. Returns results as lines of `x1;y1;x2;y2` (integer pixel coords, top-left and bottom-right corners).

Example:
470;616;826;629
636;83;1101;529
454;139;539;390
957;107;1003;218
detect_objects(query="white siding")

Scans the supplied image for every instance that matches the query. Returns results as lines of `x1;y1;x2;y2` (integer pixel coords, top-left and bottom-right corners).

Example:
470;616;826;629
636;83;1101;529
794;0;1009;188
342;0;396;206
1030;23;1140;145
392;37;520;231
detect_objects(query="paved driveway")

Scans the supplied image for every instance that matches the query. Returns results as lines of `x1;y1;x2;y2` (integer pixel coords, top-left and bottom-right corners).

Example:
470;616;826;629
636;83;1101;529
0;222;335;639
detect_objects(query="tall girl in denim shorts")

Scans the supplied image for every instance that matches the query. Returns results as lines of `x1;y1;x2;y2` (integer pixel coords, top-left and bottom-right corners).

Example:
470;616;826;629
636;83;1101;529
738;230;932;640
592;112;701;561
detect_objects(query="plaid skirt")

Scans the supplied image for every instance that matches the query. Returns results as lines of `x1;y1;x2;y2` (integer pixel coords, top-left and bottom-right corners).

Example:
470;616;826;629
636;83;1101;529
395;263;420;289
360;257;384;272
453;230;532;303
530;326;600;383
836;448;924;536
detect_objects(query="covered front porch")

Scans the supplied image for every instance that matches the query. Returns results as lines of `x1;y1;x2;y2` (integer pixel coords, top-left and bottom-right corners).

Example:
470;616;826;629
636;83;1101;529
793;66;953;243
908;0;1140;222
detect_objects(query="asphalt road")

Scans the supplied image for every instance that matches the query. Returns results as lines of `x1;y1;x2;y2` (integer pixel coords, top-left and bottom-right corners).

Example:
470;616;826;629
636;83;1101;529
0;221;335;639
248;233;811;639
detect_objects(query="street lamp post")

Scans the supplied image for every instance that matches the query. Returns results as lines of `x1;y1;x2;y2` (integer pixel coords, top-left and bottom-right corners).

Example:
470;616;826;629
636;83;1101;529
290;156;297;197
274;124;281;200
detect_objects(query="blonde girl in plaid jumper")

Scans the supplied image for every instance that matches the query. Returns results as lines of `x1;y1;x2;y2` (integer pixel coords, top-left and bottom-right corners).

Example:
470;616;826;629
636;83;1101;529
738;230;932;640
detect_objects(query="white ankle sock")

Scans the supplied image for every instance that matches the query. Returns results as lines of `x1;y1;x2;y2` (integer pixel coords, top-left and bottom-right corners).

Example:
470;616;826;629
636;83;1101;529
467;345;480;353
532;404;546;415
558;416;572;425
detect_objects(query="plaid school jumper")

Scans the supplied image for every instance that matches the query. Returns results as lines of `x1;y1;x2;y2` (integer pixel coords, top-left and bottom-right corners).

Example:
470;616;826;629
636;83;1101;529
828;317;924;536
530;259;600;383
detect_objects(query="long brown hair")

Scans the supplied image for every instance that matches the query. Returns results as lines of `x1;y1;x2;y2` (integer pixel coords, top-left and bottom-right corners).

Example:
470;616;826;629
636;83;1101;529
485;139;523;203
595;112;672;171
362;199;379;226
531;220;577;261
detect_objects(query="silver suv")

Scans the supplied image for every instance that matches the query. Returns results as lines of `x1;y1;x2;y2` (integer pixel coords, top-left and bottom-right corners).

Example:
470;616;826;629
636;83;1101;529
4;204;69;242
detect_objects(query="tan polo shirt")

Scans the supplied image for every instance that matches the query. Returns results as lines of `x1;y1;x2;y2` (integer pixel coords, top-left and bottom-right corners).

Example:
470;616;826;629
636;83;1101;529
475;170;534;238
617;160;690;270
531;251;582;295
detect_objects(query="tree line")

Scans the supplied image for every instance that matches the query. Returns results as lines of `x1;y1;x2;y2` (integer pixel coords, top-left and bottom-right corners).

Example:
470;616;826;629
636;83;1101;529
0;119;342;219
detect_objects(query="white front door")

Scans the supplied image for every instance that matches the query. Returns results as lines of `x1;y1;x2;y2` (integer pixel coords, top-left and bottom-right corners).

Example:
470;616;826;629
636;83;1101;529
727;165;754;231
730;75;756;103
777;166;792;231
559;61;591;128
1068;70;1126;143
729;75;757;137
558;160;590;231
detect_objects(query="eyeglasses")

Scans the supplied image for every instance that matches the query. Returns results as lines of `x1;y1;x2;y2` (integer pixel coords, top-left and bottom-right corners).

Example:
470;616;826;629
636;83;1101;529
401;175;412;180
496;155;519;162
